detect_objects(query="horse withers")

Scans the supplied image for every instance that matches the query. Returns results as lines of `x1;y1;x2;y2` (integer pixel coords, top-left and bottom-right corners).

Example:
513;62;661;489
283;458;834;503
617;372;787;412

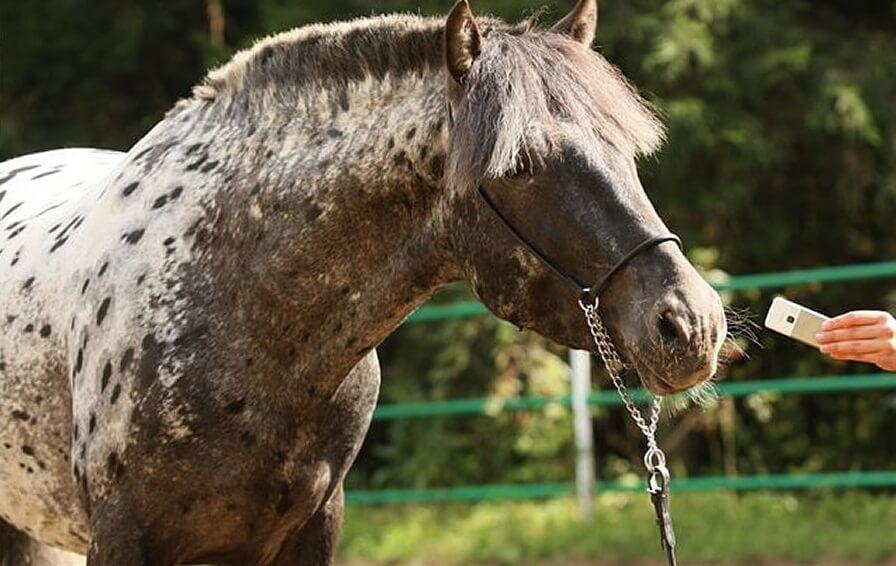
0;1;726;564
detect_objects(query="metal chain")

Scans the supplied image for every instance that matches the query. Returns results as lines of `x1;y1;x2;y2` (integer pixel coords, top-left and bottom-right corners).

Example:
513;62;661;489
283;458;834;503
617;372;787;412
578;298;663;457
579;296;677;565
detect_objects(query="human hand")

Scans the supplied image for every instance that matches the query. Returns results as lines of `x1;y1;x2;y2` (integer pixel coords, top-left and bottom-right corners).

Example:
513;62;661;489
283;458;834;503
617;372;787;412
816;310;896;371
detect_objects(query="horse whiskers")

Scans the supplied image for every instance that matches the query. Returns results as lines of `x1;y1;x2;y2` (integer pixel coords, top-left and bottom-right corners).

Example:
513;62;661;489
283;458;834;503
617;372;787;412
724;306;762;346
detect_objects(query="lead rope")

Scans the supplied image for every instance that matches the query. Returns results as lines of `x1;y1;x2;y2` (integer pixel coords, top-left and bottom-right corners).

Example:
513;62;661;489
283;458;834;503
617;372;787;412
579;297;678;566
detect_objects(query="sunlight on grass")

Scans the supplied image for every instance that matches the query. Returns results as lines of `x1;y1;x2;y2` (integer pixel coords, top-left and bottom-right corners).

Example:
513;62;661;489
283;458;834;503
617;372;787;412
339;491;896;565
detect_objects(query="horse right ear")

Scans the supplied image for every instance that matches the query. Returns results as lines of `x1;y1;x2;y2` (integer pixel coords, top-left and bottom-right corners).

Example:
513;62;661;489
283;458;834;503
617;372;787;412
445;0;482;84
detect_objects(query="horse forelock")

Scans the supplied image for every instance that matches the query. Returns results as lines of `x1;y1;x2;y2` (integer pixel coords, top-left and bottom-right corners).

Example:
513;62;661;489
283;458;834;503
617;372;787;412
447;29;665;192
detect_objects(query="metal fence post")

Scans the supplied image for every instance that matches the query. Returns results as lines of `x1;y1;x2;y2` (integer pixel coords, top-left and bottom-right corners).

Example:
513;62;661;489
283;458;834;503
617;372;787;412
569;349;595;521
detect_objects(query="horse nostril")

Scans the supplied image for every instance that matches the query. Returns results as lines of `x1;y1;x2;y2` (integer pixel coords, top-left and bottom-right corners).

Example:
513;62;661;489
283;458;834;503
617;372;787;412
658;310;688;347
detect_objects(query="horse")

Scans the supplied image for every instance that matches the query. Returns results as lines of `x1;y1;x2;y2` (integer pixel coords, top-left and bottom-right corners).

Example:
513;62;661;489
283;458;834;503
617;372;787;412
0;1;727;563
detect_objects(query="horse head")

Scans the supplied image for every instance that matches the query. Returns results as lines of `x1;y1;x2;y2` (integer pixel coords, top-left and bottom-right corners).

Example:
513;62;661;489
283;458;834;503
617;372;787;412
443;0;727;394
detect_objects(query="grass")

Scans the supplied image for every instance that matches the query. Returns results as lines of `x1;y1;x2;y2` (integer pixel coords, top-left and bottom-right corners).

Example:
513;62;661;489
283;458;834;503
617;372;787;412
338;491;896;565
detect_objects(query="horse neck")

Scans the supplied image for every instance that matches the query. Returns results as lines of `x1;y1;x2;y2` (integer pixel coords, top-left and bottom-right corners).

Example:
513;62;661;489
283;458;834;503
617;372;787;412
183;68;459;395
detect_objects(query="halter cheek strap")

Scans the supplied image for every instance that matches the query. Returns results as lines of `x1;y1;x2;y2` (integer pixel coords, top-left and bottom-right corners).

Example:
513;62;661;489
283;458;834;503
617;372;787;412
477;185;682;303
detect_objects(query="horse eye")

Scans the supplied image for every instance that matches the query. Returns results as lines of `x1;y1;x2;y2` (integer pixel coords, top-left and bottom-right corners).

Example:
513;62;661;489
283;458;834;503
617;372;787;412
507;167;530;180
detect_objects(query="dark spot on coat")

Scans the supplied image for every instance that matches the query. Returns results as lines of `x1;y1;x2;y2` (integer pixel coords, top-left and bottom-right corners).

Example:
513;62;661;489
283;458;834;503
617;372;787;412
23;323;33;334
200;160;219;173
49;237;68;253
21;445;34;456
32;169;61;181
101;362;112;392
122;182;140;197
98;262;109;277
74;349;84;374
152;196;168;209
120;348;135;371
88;414;96;433
185;153;208;171
1;202;23;221
173;324;208;349
81;279;90;294
133;145;154;161
97;297;112;325
39;324;51;338
7;225;25;240
11;410;29;421
429;154;446;178
224;398;246;414
406;127;417;140
305;203;323;222
138;334;163;388
110;384;121;404
0;165;40;187
21;277;34;291
276;483;292;515
122;229;145;244
107;452;124;480
170;186;184;200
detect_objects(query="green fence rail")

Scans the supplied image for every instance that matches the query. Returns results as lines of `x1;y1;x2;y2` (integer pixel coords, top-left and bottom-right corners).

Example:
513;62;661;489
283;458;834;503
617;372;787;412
354;262;896;505
407;260;896;324
372;373;896;421
346;471;896;505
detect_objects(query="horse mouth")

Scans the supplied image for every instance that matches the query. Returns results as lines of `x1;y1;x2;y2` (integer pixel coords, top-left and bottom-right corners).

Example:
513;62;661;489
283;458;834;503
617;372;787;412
628;350;715;395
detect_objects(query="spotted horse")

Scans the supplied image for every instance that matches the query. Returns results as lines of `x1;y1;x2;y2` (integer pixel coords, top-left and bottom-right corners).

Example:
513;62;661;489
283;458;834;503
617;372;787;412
0;1;727;564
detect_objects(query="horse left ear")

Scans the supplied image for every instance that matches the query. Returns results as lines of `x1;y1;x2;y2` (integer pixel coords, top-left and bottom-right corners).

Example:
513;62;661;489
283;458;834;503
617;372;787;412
552;0;598;46
445;0;482;84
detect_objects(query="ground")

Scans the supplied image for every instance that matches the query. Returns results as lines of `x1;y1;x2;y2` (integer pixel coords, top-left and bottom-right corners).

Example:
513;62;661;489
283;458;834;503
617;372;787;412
336;491;896;565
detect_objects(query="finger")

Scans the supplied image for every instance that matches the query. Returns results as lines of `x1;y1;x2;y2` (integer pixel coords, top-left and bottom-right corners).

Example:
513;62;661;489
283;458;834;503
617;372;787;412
827;351;880;363
820;339;893;356
816;325;888;344
823;311;890;330
828;352;894;369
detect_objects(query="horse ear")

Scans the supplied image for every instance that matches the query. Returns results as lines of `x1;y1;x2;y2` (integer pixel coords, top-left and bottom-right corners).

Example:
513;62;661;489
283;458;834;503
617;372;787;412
445;0;482;84
552;0;598;46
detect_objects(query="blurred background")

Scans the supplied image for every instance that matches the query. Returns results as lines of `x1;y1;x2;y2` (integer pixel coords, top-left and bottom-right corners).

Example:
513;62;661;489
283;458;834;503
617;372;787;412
3;1;896;564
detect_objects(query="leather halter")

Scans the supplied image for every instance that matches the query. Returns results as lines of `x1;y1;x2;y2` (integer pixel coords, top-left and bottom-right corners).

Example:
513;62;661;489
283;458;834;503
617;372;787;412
447;102;682;303
477;185;681;303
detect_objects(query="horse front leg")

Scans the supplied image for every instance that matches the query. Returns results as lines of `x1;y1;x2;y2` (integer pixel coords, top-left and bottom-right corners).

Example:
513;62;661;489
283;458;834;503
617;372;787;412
269;484;344;566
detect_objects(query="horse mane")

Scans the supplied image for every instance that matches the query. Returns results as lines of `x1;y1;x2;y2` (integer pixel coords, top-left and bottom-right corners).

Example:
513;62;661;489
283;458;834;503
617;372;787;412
193;12;664;191
194;15;450;102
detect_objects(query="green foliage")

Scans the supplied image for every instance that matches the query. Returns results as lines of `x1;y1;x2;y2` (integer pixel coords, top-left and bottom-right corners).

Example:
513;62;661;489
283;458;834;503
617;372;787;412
3;0;896;504
339;492;896;564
